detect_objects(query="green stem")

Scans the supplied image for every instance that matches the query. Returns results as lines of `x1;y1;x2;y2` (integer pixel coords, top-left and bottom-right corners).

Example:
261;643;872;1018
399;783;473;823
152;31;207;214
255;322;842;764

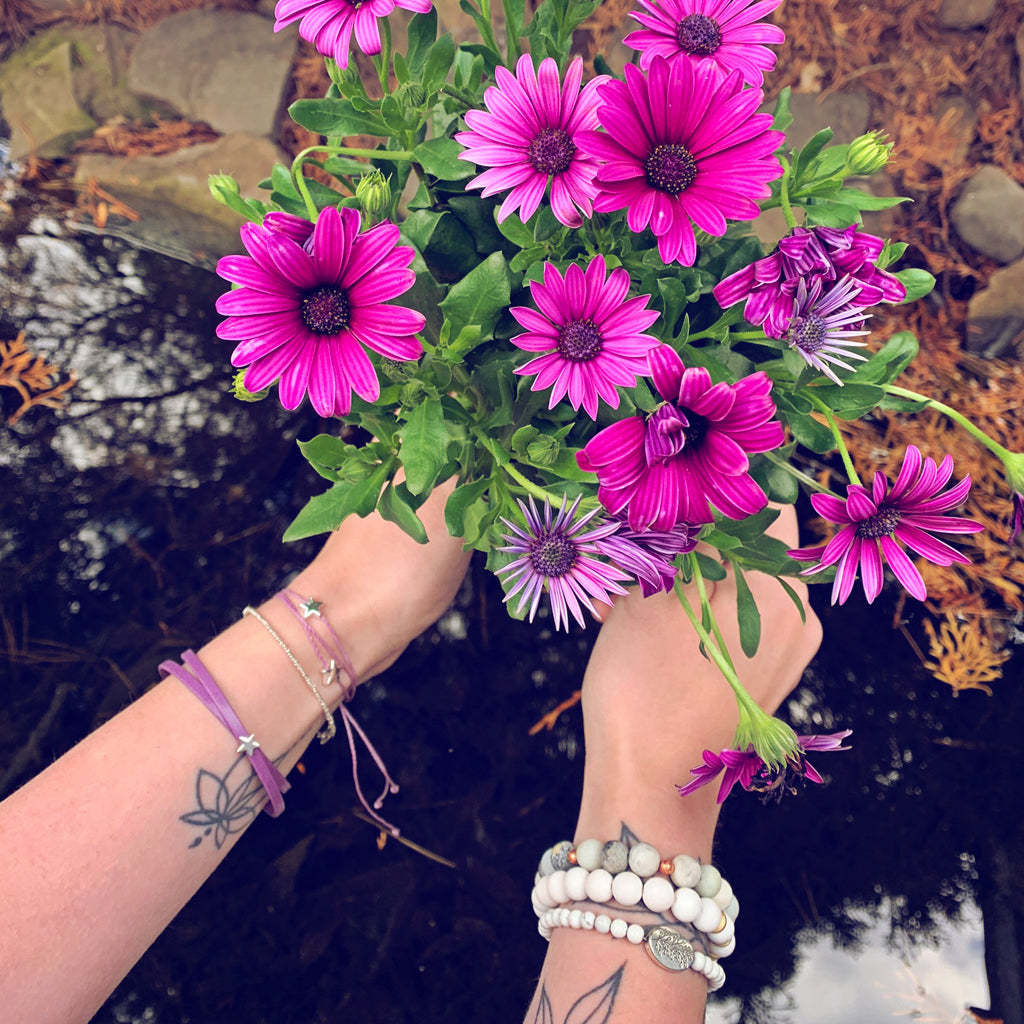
439;83;476;109
779;155;797;230
884;385;1012;461
689;553;735;675
375;19;392;95
764;449;841;497
476;433;553;503
806;393;862;487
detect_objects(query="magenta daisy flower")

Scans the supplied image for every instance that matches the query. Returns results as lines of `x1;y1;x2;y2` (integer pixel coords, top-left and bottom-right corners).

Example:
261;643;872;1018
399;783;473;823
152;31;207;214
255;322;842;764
678;730;852;803
577;345;784;530
495;496;631;631
576;57;783;266
785;276;872;385
714;224;907;337
215;206;424;417
510;257;661;419
592;514;699;596
273;0;432;70
1012;491;1024;543
788;446;985;605
455;55;607;229
623;0;785;85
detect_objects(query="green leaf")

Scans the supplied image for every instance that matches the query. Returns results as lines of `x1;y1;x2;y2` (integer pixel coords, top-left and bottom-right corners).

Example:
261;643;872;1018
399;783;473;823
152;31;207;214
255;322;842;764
831;186;910;211
282;464;391;541
422;33;456;92
444;477;490;539
399;398;458;495
772;86;792;133
495;210;536;248
894;267;936;303
377;481;428;543
413;136;476;180
693;551;727;582
776;577;807;624
846;331;918;385
809;382;885;419
288;97;388;138
710;506;780;543
732;565;761;658
405;9;438;74
793;128;834;181
785;408;835;453
803;202;862;228
401;208;478;282
438;252;512;341
699;527;743;551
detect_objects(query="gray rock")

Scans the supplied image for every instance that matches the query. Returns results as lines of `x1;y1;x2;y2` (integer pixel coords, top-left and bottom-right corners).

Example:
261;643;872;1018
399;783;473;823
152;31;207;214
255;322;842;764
964;257;1024;356
67;23;154;124
0;34;96;160
127;9;296;137
938;0;997;29
934;95;977;166
950;165;1024;264
73;132;290;263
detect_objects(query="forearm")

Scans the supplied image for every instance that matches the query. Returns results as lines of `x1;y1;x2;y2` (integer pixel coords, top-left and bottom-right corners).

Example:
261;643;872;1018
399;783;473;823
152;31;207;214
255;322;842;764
0;556;407;1024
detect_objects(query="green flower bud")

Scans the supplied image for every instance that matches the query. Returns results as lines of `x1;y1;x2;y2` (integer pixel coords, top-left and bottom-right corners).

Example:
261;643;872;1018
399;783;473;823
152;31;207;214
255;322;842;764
355;169;392;217
208;173;240;203
846;131;892;175
399;379;426;407
380;358;415;384
395;80;427;113
526;435;560;466
230;369;270;402
324;56;360;91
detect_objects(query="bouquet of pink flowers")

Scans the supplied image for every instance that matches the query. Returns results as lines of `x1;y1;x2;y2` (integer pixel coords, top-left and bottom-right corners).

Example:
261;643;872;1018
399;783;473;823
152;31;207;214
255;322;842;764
210;0;1022;800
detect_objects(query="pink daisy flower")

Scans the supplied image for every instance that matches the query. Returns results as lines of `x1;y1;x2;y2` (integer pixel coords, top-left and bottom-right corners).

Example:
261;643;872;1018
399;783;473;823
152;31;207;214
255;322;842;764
576;57;783;266
592;514;699;596
623;0;785;86
455;55;608;229
788;445;985;605
714;224;907;338
495;497;631;631
576;345;784;530
678;730;852;803
273;0;432;70
215;207;424;417
510;257;661;419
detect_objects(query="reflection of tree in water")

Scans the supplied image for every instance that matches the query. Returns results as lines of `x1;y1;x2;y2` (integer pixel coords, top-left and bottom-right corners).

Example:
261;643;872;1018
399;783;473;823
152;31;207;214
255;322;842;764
715;590;1024;1024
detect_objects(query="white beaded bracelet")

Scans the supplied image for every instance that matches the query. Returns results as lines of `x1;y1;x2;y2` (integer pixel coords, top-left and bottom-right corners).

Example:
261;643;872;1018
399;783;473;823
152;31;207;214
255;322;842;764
537;908;726;992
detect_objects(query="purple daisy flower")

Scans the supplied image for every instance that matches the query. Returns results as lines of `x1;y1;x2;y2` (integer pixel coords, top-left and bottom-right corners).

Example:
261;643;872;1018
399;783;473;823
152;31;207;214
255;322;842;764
455;55;608;229
510;257;661;419
678;730;852;803
1012;491;1024;543
577;345;785;530
273;0;432;70
216;206;424;417
592;514;699;596
576;57;783;266
785;276;872;385
714;224;907;337
623;0;785;86
788;445;985;605
495;496;631;631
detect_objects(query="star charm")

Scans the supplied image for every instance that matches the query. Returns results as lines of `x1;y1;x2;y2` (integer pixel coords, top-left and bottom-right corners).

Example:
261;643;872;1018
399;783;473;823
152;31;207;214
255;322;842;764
322;659;337;686
300;597;323;619
236;733;261;756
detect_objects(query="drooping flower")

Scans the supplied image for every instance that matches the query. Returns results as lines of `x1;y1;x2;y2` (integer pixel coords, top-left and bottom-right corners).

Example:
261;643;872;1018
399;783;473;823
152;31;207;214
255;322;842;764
273;0;432;70
788;445;985;605
714;224;906;337
510;257;661;419
623;0;785;85
455;55;607;229
577;345;784;530
495;496;631;631
576;57;783;266
592;514;699;596
677;730;852;803
999;450;1024;543
785;276;872;385
216;206;423;417
1012;492;1024;543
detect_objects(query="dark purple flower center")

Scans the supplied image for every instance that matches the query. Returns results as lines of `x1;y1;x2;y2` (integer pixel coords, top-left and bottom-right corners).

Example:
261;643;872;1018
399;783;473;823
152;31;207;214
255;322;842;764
645;144;697;196
855;503;902;539
645;403;707;463
788;313;827;354
300;285;351;335
529;532;578;577
528;127;576;175
676;12;723;55
556;318;602;362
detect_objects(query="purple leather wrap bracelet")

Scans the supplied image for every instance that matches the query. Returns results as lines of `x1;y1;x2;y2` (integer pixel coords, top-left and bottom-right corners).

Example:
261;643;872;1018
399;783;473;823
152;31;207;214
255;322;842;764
160;649;290;817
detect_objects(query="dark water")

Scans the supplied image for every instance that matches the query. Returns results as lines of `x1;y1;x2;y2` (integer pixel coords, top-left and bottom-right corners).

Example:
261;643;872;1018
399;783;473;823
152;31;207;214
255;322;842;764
1;191;1021;1024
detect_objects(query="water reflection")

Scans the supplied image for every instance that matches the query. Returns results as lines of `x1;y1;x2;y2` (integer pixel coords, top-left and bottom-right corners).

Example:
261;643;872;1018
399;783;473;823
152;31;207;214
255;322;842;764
1;193;1020;1024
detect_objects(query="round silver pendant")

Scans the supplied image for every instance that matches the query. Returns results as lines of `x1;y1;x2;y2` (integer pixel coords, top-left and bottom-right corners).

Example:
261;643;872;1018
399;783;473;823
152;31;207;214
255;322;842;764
645;926;695;972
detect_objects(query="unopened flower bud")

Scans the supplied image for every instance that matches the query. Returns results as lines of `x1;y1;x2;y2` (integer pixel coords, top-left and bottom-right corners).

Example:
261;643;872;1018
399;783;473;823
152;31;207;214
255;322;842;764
395;80;427;112
380;358;415;384
324;56;360;91
527;435;560;466
399;379;426;407
846;131;892;175
208;173;240;203
355;169;392;217
230;369;269;402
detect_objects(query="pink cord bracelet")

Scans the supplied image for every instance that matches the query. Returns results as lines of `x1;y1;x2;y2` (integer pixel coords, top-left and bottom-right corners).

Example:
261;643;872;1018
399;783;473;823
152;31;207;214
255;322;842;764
160;649;291;817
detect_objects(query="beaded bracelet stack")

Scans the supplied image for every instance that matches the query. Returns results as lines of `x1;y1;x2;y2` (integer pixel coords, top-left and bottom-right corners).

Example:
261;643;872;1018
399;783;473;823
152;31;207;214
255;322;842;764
531;839;737;991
